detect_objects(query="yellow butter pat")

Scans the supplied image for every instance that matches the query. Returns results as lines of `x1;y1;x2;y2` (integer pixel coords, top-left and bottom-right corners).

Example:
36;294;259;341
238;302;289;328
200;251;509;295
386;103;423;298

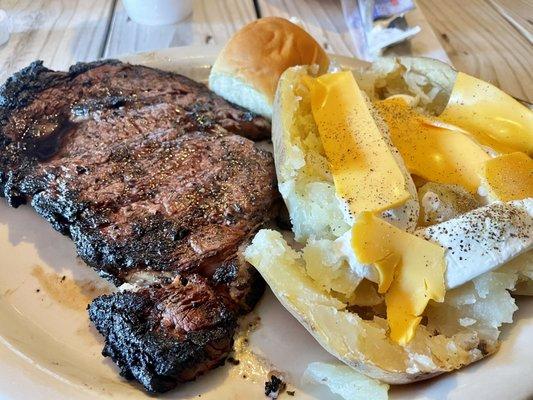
304;71;410;215
439;72;533;156
352;212;446;345
375;97;490;194
484;152;533;201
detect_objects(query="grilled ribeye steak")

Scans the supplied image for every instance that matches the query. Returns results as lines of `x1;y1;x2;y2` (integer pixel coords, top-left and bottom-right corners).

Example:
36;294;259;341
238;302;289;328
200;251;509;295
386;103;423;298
0;60;277;392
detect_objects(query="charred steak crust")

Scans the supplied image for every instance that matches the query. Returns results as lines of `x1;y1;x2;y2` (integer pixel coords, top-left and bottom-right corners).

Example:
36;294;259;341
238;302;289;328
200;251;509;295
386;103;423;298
0;60;119;124
89;275;238;393
0;61;277;392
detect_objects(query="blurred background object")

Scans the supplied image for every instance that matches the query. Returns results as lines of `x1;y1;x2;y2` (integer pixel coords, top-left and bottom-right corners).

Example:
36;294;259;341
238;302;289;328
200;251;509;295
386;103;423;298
340;0;421;61
0;9;10;46
122;0;192;26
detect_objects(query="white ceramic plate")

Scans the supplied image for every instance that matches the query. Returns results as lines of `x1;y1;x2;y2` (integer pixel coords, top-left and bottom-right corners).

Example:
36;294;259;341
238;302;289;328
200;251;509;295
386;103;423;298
1;47;532;400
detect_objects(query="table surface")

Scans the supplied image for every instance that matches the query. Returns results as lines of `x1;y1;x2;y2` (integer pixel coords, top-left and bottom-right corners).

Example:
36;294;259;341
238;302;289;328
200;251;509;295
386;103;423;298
0;0;531;101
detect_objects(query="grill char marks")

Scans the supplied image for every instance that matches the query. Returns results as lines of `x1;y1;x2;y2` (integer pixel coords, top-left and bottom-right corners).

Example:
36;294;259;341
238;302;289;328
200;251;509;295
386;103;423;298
0;60;277;392
0;60;275;282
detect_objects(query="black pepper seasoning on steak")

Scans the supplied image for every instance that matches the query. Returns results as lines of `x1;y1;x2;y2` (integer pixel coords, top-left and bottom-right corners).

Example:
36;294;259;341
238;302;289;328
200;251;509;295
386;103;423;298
0;60;279;393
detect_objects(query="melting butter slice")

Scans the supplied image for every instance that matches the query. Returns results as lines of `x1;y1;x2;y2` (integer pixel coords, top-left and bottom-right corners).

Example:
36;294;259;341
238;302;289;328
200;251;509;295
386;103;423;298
304;71;410;214
484;152;533;201
375;97;490;194
352;212;446;345
439;72;533;156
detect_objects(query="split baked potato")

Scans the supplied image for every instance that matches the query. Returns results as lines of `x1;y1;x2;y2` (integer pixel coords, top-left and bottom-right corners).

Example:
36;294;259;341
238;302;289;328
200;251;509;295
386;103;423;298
245;58;532;384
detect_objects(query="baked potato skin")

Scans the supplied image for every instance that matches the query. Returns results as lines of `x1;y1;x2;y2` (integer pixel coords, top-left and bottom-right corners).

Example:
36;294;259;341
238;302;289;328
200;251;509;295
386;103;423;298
271;66;290;184
271;64;315;185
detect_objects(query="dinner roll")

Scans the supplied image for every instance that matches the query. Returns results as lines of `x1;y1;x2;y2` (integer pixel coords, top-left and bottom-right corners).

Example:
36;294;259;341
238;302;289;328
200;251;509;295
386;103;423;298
208;17;329;118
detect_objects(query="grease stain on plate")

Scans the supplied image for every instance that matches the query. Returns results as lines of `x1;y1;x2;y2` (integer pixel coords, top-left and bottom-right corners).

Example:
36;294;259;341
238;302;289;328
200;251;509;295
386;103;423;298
231;313;276;384
30;265;112;311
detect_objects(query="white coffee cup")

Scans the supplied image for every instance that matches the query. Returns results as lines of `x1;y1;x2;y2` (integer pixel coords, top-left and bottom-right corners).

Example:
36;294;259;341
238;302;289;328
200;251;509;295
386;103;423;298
122;0;193;26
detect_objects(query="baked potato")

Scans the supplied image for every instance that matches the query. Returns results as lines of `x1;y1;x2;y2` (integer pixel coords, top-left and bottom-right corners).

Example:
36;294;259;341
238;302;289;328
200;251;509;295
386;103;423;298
245;58;532;384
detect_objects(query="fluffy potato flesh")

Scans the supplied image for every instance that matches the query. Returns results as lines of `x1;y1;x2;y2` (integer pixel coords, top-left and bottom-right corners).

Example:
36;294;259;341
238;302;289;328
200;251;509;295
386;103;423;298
245;230;525;383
